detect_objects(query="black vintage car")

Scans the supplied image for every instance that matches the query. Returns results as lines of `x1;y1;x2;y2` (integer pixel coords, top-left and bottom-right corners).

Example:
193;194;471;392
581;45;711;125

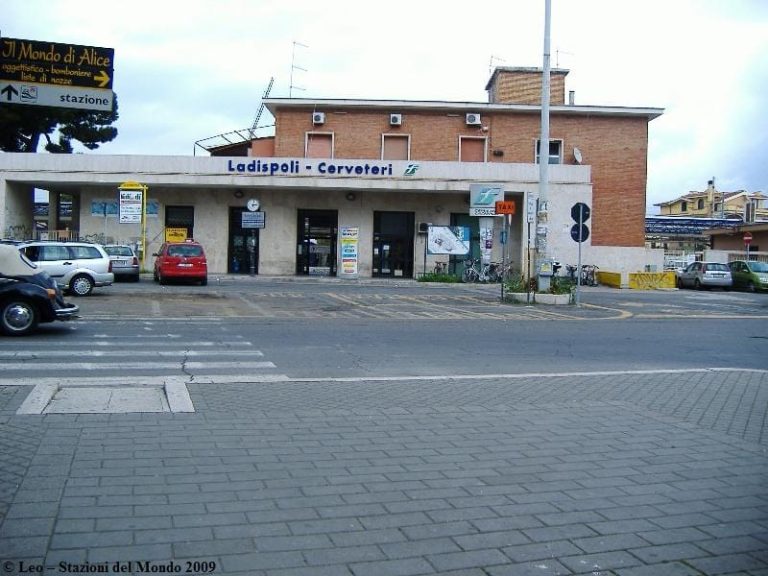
0;244;79;336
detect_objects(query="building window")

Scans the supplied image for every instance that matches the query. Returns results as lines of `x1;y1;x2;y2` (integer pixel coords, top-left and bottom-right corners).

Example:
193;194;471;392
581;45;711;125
459;137;486;162
382;134;410;160
697;199;704;210
535;140;563;164
306;133;333;158
681;201;688;212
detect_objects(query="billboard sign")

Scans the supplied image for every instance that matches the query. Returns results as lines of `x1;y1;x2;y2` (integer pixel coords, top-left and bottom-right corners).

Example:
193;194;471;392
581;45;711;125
427;226;471;255
0;37;114;111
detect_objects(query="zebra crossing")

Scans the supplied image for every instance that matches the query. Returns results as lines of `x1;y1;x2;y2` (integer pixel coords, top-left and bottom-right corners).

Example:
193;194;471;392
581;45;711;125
2;333;288;415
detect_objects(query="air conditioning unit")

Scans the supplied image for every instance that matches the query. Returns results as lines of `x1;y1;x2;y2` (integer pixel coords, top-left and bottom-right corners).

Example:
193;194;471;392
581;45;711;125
466;113;481;126
418;222;431;234
312;112;326;125
389;113;402;126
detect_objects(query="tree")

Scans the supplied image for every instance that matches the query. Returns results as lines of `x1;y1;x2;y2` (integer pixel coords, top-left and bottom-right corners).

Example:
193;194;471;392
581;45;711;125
0;93;119;153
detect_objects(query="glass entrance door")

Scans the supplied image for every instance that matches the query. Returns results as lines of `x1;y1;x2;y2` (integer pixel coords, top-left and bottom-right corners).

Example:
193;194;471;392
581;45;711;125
296;210;338;276
228;208;258;274
372;211;415;278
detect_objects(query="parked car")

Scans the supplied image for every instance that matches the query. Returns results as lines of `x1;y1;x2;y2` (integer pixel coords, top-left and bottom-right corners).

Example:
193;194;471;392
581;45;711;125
0;244;79;336
103;244;140;282
153;240;208;285
728;260;768;292
676;261;732;290
17;241;114;296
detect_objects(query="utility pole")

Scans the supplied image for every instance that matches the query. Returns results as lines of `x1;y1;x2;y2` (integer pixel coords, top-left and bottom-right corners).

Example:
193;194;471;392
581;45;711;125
535;0;553;292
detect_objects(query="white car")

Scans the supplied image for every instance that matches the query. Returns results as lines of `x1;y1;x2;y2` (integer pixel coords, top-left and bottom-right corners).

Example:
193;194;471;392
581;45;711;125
17;241;114;296
103;244;141;282
676;261;732;290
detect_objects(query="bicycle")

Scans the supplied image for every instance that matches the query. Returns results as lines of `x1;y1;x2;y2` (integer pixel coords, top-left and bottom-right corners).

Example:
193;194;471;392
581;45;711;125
462;258;500;283
581;264;599;286
462;258;481;283
496;261;516;283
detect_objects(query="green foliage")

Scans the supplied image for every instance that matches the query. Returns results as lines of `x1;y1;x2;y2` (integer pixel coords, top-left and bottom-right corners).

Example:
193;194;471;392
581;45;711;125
549;275;575;295
504;274;535;293
504;274;574;295
418;272;461;283
0;94;119;153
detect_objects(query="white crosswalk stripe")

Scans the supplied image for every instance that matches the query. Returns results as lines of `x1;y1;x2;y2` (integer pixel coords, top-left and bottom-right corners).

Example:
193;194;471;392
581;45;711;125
5;336;288;413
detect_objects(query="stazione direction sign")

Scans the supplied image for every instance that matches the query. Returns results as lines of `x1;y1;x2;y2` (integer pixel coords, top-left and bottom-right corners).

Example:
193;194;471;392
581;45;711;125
0;37;114;111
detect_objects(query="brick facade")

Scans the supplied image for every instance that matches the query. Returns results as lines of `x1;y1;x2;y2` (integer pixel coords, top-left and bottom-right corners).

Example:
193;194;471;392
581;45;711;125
270;105;650;247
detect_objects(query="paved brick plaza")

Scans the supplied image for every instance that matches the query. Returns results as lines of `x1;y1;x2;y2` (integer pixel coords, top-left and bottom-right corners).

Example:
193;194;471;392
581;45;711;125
1;369;767;575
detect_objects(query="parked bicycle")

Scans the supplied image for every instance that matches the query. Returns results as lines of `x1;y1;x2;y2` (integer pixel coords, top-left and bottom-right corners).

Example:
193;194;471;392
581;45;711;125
565;264;599;286
462;258;501;283
582;264;599;286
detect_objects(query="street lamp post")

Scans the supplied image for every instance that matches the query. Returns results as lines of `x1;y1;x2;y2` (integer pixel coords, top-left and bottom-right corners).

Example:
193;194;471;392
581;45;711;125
535;0;553;292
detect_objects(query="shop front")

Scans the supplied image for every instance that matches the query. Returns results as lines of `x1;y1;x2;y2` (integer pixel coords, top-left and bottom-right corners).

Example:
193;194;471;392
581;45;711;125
0;154;600;279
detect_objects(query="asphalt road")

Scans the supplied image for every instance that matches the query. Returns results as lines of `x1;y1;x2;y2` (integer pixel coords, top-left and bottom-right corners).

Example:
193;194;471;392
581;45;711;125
1;277;767;576
5;275;766;380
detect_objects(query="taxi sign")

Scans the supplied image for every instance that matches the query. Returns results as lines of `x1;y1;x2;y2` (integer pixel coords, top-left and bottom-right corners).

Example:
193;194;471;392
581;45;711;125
495;200;516;215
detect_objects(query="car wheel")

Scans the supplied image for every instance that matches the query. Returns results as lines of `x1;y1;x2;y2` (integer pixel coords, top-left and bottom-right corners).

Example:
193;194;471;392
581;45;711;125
694;279;702;290
153;270;159;282
158;272;166;285
1;299;38;336
70;274;94;296
747;281;756;293
200;277;208;286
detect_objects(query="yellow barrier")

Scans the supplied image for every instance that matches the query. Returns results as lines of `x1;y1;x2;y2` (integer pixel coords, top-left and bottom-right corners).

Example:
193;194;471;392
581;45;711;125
597;271;622;288
628;271;676;290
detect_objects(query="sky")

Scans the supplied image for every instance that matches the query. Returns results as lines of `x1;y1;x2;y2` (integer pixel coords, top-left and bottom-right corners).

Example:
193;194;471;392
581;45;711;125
3;0;768;214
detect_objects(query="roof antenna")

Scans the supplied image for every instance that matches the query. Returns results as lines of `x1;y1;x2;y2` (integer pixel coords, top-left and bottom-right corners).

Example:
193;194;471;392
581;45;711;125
289;41;308;97
489;55;506;74
555;48;574;68
249;77;274;140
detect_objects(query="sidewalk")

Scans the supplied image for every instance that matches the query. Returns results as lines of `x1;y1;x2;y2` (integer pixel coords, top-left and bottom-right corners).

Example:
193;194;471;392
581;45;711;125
1;369;767;575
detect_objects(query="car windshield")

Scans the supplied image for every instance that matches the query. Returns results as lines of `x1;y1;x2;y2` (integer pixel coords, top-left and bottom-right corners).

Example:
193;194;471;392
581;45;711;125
105;246;133;257
168;245;203;257
748;261;768;273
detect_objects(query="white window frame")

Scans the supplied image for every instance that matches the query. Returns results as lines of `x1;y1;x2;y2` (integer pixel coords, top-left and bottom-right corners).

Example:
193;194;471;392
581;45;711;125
534;139;563;165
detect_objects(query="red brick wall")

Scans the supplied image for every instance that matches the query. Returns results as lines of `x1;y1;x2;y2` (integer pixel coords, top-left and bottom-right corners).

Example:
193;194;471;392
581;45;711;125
271;108;649;247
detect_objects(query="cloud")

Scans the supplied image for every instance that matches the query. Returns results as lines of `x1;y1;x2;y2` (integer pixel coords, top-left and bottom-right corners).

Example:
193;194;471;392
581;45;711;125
3;0;767;209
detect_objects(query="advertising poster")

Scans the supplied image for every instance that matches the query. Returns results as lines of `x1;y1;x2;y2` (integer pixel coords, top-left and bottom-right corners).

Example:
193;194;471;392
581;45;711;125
119;189;142;224
340;226;359;276
427;226;471;255
479;218;494;264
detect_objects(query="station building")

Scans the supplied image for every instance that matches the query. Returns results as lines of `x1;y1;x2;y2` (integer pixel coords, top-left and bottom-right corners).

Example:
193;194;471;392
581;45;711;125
0;67;664;278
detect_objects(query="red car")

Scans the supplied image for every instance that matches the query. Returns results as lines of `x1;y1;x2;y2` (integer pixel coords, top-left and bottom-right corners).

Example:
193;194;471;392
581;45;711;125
153;240;208;285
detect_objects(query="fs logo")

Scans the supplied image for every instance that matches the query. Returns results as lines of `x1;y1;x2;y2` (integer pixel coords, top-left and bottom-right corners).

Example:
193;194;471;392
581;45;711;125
473;187;501;205
404;164;420;176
